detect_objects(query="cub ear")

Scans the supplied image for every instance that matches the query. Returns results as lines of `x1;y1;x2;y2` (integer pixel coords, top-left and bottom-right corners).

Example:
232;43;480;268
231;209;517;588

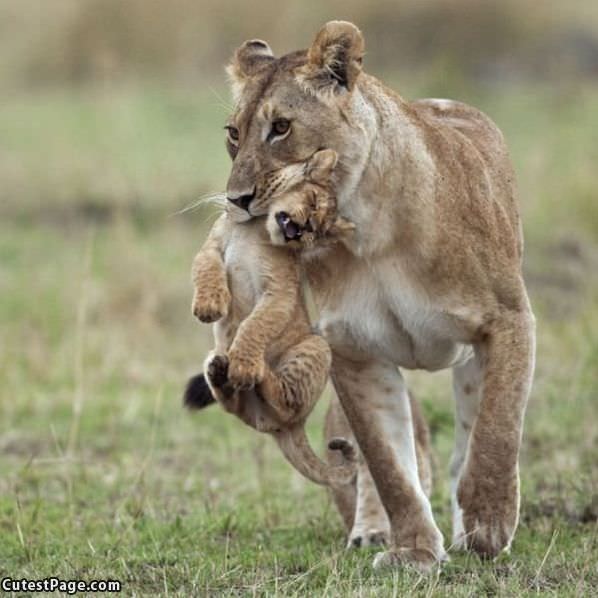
300;21;364;95
226;40;274;101
306;149;338;184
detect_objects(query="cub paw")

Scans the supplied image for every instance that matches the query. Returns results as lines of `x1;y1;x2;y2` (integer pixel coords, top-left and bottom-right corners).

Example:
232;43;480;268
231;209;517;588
329;217;356;240
457;466;519;558
328;437;357;464
192;285;231;323
227;350;265;390
206;354;229;388
206;354;237;410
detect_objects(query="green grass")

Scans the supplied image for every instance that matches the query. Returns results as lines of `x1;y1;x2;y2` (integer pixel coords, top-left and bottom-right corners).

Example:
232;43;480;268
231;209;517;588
1;82;597;595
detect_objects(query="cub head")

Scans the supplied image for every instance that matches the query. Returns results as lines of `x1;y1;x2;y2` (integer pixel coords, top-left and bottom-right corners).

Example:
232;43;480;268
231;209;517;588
266;149;338;248
223;21;367;223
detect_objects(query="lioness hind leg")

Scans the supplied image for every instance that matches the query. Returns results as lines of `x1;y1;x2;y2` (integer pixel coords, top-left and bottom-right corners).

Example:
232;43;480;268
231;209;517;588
324;398;356;531
450;355;482;550
349;460;391;548
258;334;331;424
457;310;535;558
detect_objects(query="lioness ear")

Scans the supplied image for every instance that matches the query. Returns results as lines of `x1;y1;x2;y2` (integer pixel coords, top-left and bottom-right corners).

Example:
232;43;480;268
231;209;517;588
226;40;274;102
300;21;364;95
306;149;338;183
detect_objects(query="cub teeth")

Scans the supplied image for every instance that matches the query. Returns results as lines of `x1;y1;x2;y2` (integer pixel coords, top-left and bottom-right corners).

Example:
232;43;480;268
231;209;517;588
275;211;303;241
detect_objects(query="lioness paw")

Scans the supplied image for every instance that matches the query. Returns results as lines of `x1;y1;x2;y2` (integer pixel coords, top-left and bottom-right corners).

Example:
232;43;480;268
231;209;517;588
348;530;389;549
227;350;265;390
373;547;448;574
457;466;519;558
192;285;231;323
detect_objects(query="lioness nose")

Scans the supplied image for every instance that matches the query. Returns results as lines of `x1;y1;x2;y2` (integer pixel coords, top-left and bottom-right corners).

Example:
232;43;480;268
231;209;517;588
227;188;255;212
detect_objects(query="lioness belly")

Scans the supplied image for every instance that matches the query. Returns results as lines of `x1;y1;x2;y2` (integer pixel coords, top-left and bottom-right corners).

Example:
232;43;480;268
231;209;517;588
315;258;472;371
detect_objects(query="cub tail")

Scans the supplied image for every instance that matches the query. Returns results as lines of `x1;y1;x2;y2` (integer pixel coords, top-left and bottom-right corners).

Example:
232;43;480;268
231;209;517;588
183;373;216;410
272;425;356;488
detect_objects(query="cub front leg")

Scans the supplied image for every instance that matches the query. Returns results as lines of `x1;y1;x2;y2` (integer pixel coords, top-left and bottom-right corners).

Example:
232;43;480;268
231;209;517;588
457;307;535;558
191;215;231;323
192;282;231;323
227;254;299;389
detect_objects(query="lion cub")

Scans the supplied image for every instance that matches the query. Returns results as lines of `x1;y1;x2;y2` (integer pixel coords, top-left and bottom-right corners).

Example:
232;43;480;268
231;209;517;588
185;149;355;487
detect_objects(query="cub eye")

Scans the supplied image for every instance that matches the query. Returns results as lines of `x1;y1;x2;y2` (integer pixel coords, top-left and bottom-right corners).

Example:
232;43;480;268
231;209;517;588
225;126;239;145
271;119;290;137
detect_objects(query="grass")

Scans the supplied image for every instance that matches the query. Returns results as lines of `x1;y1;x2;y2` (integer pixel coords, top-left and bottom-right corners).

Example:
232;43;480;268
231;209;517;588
1;81;597;595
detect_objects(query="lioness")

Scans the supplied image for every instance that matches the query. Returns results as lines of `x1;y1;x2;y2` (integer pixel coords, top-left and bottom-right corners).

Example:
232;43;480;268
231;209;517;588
197;21;535;570
187;149;357;487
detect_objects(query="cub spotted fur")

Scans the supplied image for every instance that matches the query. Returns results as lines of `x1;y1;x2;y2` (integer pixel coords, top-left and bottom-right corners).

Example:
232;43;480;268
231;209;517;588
186;149;355;487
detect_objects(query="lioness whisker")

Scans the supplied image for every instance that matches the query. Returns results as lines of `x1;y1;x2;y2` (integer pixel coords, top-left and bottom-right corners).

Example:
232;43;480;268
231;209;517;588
209;86;234;113
170;192;227;217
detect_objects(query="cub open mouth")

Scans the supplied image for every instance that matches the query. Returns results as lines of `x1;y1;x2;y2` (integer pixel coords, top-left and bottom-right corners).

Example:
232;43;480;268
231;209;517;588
275;212;303;242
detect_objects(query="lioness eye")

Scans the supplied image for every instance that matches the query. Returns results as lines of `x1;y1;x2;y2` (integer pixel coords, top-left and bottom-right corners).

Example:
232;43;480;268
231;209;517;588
225;126;239;144
272;119;290;137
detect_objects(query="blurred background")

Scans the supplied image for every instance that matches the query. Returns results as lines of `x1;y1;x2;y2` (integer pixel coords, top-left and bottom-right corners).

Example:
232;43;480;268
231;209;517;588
1;0;597;591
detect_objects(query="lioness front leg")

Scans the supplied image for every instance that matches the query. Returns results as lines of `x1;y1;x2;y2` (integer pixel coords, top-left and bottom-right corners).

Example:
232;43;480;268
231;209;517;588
324;396;390;548
457;308;535;557
330;353;446;571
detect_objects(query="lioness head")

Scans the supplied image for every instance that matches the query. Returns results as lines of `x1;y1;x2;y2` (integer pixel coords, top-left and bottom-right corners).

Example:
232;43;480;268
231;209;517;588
223;21;368;223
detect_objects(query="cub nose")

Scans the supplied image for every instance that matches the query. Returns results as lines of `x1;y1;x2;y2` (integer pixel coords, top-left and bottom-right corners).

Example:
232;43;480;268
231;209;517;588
227;188;255;212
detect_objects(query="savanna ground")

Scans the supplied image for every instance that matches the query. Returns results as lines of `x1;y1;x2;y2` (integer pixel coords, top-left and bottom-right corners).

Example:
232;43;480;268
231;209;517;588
1;78;597;595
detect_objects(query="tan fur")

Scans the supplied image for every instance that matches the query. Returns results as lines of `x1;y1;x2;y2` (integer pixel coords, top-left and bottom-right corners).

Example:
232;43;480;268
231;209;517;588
266;180;355;250
216;20;535;570
192;151;356;487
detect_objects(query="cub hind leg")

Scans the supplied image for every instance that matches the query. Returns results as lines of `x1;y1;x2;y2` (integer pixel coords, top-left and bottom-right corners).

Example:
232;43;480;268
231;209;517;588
203;351;237;411
204;333;333;434
257;333;332;424
204;351;278;432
